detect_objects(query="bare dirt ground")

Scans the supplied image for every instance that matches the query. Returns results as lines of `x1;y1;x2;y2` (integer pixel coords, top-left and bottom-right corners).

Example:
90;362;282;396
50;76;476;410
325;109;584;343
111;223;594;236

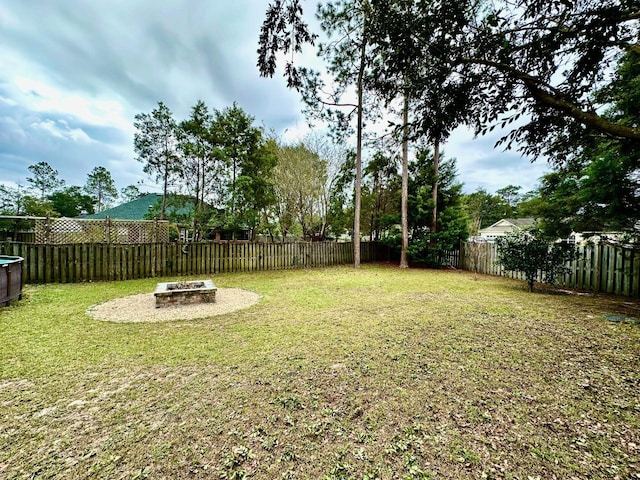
86;287;261;323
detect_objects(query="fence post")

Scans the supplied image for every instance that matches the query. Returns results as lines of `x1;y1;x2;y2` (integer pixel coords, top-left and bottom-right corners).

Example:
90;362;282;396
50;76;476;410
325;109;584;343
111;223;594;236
44;215;52;244
105;216;112;244
152;218;158;243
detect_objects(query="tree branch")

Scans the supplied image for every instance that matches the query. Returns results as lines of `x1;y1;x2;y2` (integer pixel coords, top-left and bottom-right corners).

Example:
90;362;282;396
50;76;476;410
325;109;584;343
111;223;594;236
461;57;640;141
521;78;640;141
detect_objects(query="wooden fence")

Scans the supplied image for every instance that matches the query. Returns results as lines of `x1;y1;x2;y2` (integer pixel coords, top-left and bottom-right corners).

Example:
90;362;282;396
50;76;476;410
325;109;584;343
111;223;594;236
0;241;385;284
461;241;640;298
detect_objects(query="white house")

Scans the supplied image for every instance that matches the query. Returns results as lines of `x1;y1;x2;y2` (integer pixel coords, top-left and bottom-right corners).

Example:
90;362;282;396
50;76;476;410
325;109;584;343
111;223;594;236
477;218;535;241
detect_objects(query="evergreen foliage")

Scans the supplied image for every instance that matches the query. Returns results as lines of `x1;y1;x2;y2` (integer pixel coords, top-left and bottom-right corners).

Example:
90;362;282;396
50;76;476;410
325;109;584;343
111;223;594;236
496;229;576;292
84;166;118;213
26;162;65;200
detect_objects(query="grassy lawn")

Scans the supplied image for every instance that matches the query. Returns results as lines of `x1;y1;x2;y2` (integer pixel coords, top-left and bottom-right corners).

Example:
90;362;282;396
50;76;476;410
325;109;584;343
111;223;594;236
1;264;639;479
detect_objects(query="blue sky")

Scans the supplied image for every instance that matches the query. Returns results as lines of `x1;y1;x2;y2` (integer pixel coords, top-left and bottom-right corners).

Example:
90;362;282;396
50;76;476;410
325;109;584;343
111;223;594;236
0;0;550;197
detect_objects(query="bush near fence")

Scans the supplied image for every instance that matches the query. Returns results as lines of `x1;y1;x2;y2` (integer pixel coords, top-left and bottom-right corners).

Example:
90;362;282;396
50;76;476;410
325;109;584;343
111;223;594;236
461;241;640;298
0;241;388;284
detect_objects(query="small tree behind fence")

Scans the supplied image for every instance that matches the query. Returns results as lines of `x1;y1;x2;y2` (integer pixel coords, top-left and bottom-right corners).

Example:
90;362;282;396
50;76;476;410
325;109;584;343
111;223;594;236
466;237;488;280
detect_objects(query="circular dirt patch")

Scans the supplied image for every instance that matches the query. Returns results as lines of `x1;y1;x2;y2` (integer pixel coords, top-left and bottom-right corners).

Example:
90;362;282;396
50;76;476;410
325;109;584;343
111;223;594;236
86;287;261;323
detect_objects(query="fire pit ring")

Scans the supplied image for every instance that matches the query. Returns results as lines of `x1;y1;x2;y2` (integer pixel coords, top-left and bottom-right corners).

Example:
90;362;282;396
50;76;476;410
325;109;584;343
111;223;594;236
154;279;217;308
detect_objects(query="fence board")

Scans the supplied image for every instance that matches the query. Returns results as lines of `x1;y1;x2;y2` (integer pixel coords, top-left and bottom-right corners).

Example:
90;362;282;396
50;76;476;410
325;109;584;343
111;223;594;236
632;251;640;298
622;249;632;297
103;243;111;280
614;247;623;295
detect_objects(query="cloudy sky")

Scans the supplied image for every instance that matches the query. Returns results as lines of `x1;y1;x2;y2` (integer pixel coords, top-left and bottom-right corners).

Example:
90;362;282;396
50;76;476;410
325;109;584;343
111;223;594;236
0;0;550;198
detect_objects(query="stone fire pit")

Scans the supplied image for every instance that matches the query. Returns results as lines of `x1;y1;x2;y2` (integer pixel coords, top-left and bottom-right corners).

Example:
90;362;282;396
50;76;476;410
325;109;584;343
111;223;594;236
154;279;217;308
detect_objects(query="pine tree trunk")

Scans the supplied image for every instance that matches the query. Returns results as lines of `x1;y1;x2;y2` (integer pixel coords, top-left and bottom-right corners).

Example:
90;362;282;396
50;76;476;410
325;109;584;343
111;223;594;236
353;22;367;269
400;94;410;268
430;139;440;249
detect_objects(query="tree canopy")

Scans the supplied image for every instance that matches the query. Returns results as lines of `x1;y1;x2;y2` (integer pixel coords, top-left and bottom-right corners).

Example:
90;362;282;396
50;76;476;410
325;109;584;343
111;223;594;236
134;101;181;219
259;0;640;161
84;166;118;213
26;162;65;200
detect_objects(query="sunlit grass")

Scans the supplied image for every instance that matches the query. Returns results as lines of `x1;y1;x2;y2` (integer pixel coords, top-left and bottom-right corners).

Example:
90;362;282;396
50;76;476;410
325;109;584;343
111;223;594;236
1;265;639;479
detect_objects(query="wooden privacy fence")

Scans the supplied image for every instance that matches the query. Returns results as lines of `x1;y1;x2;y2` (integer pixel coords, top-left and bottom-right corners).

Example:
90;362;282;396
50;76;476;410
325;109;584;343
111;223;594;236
461;241;640;298
0;241;384;284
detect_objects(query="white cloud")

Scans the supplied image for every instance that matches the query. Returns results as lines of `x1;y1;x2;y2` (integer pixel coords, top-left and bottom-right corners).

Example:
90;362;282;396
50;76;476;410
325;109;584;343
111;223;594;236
0;95;17;107
30;119;93;144
446;125;550;193
14;77;132;134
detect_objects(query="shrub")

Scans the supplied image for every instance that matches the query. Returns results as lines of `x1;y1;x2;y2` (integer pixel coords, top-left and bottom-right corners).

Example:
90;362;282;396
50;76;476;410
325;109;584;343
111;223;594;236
496;229;576;292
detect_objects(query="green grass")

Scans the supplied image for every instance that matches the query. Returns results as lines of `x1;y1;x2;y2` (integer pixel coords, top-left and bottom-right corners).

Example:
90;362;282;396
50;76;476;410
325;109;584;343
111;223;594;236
1;265;639;479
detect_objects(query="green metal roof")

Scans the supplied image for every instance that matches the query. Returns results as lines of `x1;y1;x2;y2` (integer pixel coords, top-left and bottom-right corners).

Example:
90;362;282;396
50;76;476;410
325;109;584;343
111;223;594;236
83;194;164;220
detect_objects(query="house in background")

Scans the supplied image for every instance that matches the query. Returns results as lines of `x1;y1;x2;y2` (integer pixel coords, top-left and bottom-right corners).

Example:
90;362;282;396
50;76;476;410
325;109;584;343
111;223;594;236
82;193;166;220
478;218;535;241
83;194;249;242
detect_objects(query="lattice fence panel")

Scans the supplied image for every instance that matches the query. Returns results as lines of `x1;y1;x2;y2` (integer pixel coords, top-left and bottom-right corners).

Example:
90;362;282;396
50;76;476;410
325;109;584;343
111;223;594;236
35;218;169;244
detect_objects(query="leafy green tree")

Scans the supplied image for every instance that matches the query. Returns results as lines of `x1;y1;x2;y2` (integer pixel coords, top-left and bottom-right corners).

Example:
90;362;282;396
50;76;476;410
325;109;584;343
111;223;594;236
27;161;65;199
120;185;142;202
179;101;224;205
520;155;639;239
576;147;639;231
520;171;581;239
388;0;640;159
312;0;376;265
362;151;400;241
49;186;95;217
260;0;640;169
462;185;526;234
134;100;282;240
0;184;57;217
462;189;511;232
134;101;181;219
327;152;356;239
496;229;576;292
214;103;273;237
0;184;29;215
273;143;327;240
496;185;522;210
23;197;56;217
234;138;278;240
369;0;476;255
84;166;118;212
178;100;226;238
405;147;468;265
514;190;546;222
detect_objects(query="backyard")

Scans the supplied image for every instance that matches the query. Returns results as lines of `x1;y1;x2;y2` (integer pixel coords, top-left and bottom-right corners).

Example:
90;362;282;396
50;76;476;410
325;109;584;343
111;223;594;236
0;264;639;479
